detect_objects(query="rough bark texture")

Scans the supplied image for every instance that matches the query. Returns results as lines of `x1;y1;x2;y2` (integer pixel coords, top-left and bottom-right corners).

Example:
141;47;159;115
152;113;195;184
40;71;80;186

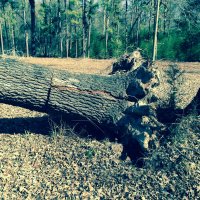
0;57;163;158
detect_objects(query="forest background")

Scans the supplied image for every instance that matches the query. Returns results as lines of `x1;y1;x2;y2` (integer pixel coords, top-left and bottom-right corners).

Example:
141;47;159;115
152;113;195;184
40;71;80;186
0;0;199;61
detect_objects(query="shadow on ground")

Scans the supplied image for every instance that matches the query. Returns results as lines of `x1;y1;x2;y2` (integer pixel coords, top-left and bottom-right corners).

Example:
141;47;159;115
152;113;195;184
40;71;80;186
0;115;145;167
0;116;50;135
0;115;113;140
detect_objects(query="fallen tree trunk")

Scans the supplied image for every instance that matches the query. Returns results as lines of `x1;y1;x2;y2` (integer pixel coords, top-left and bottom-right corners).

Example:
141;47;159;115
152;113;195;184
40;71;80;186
0;57;163;162
0;58;153;123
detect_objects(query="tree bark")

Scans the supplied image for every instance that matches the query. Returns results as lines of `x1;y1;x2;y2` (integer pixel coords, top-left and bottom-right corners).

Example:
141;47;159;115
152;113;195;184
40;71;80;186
23;0;29;57
2;5;9;51
29;0;36;56
57;0;62;57
0;57;163;152
136;15;140;47
88;19;91;58
66;25;69;58
152;0;161;61
42;0;47;57
82;0;87;58
125;0;128;52
0;21;4;55
105;17;109;58
75;26;78;58
11;25;16;56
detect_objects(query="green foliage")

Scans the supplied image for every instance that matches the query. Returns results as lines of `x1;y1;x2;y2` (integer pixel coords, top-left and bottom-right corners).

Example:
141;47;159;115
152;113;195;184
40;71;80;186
86;29;102;58
179;32;200;61
0;0;199;60
85;147;96;159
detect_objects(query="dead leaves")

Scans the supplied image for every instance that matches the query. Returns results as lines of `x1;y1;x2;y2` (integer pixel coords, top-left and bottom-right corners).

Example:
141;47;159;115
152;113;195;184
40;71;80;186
0;130;199;199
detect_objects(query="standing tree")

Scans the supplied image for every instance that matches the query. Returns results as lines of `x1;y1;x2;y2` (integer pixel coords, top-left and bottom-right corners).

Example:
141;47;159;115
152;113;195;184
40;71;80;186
125;0;128;52
0;18;4;55
82;0;88;58
87;0;98;58
40;0;48;56
177;0;200;61
57;0;63;57
29;0;36;56
23;0;29;57
152;0;161;61
9;2;17;56
64;0;69;57
100;0;111;58
66;0;82;58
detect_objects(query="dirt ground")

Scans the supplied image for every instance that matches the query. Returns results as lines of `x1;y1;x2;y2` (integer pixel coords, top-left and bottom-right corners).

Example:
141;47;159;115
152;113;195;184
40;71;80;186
15;56;199;74
17;57;115;75
154;61;200;108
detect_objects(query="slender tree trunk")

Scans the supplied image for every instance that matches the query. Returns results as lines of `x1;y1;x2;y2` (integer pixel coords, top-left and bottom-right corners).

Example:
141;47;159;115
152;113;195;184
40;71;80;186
125;0;128;52
11;25;16;56
64;0;67;8
103;5;108;57
23;0;29;57
5;22;9;50
64;0;69;58
0;21;4;55
163;1;167;35
60;37;63;58
60;35;64;57
88;19;91;58
103;8;106;35
148;16;151;41
57;0;61;33
49;0;53;56
130;12;134;39
29;0;36;56
42;0;47;57
2;5;9;50
57;0;62;57
25;32;29;57
75;39;78;58
117;21;120;36
69;25;72;55
66;26;69;58
66;27;69;58
148;0;153;40
136;16;140;47
152;0;161;61
65;0;70;58
105;17;109;58
75;26;78;58
82;0;87;58
105;30;108;58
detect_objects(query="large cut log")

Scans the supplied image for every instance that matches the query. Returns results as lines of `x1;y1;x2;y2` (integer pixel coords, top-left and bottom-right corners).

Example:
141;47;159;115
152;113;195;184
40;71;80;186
0;57;163;161
0;58;152;122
